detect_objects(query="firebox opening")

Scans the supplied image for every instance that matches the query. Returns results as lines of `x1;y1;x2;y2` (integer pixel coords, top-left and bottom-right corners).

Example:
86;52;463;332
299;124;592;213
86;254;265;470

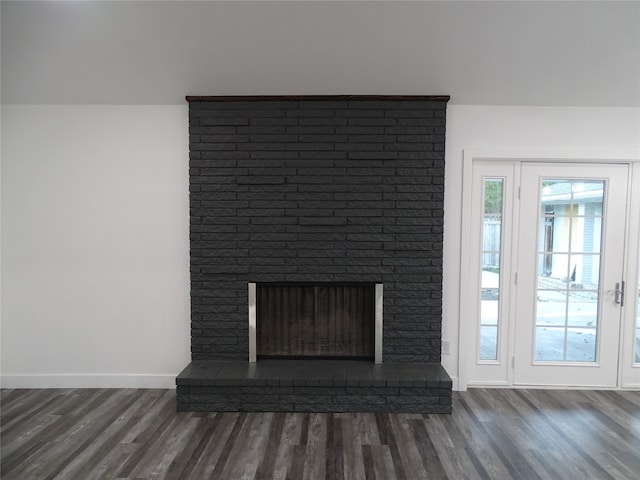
249;283;383;364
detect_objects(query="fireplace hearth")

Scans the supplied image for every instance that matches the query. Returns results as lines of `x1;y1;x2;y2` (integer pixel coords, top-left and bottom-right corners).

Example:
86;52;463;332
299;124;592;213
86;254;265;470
177;95;452;413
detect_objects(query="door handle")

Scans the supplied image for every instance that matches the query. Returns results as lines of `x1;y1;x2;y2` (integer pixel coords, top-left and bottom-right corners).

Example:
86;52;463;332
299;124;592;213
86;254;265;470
614;281;625;307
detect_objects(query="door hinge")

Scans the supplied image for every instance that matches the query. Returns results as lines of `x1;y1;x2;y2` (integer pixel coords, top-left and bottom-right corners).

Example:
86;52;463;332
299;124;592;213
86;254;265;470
512;356;515;368
514;272;518;285
518;187;521;199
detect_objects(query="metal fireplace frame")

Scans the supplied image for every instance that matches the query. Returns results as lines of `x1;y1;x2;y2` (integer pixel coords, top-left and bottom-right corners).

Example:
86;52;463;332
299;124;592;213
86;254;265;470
248;282;383;364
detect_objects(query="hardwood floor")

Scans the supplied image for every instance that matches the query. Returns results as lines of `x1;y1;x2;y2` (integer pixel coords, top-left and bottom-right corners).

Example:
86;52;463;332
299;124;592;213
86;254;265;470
1;388;639;479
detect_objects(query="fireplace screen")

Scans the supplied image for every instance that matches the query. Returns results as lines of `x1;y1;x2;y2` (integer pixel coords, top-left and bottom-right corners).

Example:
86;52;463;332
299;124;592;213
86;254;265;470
254;283;376;358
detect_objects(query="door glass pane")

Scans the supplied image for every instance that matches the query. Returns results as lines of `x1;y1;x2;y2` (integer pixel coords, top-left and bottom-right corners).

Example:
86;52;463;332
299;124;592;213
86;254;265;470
567;295;598;327
566;328;597;362
534;179;604;363
536;291;567;326
480;326;498;360
535;327;564;361
480;178;503;360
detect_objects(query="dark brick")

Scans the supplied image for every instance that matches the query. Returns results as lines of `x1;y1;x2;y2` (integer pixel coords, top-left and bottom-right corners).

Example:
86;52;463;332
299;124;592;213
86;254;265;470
250;134;298;143
202;109;285;118
302;152;349;161
385;109;436;118
249;201;297;209
200;151;250;160
187;98;447;367
199;117;249;126
286;126;335;135
237;192;286;200
296;168;346;176
248;168;296;176
299;217;347;226
287;109;335;117
298;117;348;126
236;177;285;185
201;134;249;143
336;126;385;135
397;118;445;127
299;134;347;143
335;143;385;152
237;126;287;134
190;126;238;135
293;176;338;186
251;117;299;126
286;192;334;201
237;143;289;152
195;101;297;110
247;152;298;160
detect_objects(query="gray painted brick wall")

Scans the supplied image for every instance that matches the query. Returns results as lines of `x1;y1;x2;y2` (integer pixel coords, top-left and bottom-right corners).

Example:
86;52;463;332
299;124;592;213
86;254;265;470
189;99;447;363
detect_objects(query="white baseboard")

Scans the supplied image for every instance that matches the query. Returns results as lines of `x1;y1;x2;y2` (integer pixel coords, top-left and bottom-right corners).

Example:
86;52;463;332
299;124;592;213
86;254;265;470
0;374;177;389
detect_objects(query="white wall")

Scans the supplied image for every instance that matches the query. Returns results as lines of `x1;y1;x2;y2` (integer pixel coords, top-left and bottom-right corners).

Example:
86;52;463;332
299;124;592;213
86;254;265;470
442;105;640;388
2;104;638;388
1;105;190;388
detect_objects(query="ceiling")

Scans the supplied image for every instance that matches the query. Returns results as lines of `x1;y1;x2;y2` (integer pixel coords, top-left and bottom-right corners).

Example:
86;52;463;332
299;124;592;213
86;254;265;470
2;1;639;106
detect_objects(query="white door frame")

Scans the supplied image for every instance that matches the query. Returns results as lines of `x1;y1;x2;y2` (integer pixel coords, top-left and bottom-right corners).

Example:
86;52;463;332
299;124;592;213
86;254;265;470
621;167;640;389
514;162;628;387
458;149;640;390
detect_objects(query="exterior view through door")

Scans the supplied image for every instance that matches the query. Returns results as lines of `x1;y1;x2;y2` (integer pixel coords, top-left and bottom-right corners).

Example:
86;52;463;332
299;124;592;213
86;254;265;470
460;158;640;389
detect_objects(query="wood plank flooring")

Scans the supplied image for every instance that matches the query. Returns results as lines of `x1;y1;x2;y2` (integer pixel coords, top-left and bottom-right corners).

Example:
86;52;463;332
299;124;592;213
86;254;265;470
1;388;639;479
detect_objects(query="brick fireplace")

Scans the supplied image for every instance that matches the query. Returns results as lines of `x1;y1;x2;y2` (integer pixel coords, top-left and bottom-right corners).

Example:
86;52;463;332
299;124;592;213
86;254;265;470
176;96;452;413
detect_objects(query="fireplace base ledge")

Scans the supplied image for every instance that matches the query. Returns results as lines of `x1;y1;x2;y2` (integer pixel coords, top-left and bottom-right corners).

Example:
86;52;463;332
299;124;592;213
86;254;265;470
176;360;452;414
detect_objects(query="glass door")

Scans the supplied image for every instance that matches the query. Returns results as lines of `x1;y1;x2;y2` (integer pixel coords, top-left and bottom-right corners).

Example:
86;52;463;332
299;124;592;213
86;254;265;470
513;163;629;387
620;192;640;388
